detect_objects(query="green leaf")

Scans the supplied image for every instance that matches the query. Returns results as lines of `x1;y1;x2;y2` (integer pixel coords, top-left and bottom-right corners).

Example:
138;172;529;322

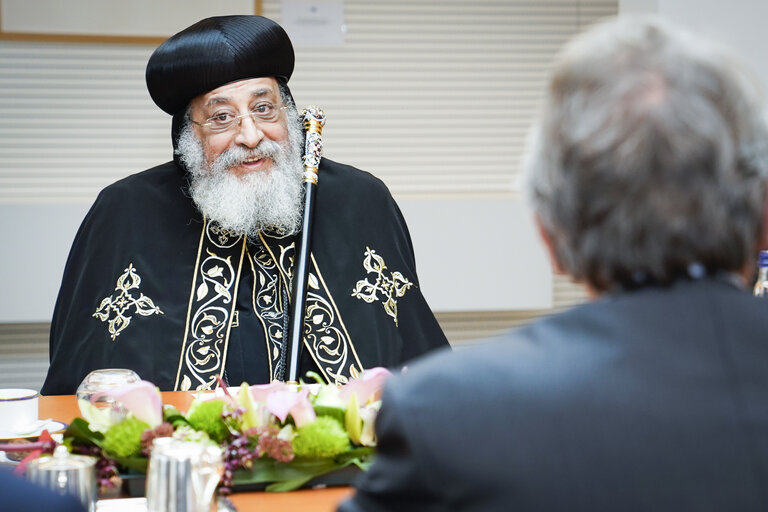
111;455;149;473
168;415;191;429
63;418;149;474
265;475;316;492
162;406;191;429
64;418;105;448
302;371;326;385
162;405;181;420
313;405;346;425
231;452;376;492
334;446;375;464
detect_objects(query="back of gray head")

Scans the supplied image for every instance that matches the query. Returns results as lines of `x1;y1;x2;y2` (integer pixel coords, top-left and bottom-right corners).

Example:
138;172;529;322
523;15;768;292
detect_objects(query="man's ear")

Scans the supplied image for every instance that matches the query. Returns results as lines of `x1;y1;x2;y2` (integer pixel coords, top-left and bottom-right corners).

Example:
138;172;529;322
535;215;564;274
759;183;768;250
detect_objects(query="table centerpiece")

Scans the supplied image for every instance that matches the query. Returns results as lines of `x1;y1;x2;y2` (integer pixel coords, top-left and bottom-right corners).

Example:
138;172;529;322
6;368;391;495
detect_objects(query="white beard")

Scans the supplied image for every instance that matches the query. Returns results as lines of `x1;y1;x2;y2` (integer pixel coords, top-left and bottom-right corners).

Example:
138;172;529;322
176;110;305;238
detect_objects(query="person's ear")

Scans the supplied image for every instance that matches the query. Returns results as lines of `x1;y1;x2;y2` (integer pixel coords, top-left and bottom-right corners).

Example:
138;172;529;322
535;215;564;274
759;182;768;250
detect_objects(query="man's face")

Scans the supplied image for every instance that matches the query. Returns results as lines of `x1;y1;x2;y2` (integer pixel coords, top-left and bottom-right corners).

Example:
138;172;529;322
187;77;290;177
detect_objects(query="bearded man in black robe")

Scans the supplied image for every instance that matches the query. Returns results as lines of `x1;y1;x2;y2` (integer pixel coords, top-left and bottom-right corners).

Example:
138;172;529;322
41;15;448;395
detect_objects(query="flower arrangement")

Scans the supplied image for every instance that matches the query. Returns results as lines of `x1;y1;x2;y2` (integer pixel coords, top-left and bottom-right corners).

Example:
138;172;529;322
59;368;391;493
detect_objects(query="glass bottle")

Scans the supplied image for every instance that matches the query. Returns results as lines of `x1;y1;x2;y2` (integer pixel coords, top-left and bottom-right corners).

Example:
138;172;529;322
754;250;768;297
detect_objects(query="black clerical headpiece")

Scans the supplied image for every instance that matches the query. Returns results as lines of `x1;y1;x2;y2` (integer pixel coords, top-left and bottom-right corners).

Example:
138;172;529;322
145;15;295;116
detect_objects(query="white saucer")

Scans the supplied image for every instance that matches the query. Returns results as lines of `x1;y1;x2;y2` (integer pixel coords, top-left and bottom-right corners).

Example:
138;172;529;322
0;420;67;440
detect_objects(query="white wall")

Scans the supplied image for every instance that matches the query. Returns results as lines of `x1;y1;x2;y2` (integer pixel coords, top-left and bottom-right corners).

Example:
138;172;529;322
0;203;90;322
619;0;768;90
398;197;551;312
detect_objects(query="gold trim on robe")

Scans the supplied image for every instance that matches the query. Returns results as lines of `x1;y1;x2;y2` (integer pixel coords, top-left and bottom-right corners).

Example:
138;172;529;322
175;220;362;390
257;234;363;384
175;218;247;391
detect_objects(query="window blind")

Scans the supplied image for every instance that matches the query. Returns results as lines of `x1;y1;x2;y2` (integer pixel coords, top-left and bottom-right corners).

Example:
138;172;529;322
0;0;616;201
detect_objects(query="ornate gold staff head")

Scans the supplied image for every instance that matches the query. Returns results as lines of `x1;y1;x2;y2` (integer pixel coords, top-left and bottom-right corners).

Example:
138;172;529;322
302;106;326;185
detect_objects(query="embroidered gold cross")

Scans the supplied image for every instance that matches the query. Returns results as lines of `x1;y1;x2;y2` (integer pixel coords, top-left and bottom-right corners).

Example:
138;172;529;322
93;263;163;340
351;247;413;326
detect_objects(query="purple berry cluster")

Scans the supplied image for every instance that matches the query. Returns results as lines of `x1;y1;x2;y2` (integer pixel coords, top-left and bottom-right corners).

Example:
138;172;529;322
220;431;254;495
140;422;175;456
71;443;119;490
255;425;293;463
219;424;295;494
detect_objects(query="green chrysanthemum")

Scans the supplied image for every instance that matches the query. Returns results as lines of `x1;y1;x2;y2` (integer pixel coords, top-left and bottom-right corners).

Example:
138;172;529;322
292;416;350;458
101;417;150;458
186;399;229;443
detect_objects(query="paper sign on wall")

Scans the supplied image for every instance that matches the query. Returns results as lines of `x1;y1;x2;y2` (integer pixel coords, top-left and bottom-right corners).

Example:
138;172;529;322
281;1;345;47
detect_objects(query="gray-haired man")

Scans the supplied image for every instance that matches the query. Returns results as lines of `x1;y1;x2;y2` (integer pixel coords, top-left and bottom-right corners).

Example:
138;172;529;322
340;16;768;512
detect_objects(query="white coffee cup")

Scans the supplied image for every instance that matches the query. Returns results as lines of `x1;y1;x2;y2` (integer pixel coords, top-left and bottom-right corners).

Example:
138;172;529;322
0;388;39;434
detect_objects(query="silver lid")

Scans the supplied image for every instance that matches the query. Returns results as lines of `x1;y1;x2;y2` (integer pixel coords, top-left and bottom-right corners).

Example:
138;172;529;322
27;445;97;471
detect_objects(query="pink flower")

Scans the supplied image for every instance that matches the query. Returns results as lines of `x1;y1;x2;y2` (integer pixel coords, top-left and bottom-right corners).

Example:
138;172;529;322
339;367;392;405
92;380;163;427
248;382;316;427
248;381;286;403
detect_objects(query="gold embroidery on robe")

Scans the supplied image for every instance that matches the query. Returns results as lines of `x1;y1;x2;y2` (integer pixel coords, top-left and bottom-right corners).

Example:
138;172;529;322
93;263;163;341
351;247;413;326
257;235;363;384
175;218;246;391
304;254;364;384
248;232;291;382
176;220;363;390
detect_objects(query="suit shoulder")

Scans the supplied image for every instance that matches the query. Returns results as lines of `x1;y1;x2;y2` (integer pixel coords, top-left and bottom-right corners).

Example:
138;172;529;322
386;306;606;402
386;345;497;400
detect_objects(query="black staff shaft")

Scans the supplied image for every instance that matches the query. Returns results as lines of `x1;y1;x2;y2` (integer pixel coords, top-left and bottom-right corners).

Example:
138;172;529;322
286;182;316;383
284;106;325;384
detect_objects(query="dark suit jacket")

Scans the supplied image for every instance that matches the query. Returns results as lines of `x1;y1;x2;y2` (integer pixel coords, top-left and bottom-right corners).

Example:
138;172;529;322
339;278;768;511
0;468;85;512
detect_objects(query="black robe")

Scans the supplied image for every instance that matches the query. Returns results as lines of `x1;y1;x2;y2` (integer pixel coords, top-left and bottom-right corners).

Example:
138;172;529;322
42;158;448;394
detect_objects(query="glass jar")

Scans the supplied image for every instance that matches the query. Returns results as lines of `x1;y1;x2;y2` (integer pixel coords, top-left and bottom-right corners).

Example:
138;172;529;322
75;368;141;431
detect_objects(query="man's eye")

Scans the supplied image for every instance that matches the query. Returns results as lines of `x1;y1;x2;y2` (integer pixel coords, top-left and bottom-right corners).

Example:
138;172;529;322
209;113;233;123
253;103;274;115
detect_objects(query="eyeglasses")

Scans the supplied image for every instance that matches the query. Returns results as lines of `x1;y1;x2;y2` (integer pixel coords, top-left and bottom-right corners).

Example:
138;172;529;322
190;102;288;133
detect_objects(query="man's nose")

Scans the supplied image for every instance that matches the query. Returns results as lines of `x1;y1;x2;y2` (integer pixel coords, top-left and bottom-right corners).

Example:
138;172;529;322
234;115;265;148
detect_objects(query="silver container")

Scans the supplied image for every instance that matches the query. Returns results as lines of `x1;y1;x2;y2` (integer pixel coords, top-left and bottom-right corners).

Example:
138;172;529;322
146;438;223;512
25;445;98;512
